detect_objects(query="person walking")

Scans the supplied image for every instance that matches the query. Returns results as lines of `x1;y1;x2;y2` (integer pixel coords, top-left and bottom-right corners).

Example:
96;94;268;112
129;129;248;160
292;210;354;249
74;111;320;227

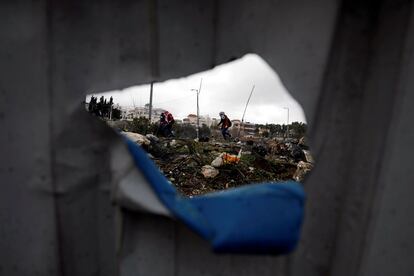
217;111;232;140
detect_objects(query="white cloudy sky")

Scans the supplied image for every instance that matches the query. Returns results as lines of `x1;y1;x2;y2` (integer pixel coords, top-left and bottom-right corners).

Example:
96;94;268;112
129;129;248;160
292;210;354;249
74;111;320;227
86;54;306;125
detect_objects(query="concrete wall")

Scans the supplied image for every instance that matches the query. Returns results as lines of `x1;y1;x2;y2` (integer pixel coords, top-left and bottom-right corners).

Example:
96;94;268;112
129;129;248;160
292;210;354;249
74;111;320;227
358;2;414;274
0;1;59;275
1;0;413;275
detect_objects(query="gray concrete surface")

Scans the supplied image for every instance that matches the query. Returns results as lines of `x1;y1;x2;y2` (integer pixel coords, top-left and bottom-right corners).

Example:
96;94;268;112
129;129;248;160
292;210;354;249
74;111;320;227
1;0;413;275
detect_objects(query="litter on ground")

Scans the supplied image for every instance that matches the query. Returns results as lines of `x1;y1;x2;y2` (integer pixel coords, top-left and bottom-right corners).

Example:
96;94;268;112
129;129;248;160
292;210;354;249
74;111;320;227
124;132;313;196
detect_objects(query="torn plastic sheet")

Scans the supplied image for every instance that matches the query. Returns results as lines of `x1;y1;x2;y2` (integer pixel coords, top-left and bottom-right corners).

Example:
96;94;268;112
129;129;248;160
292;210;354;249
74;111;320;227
111;140;171;216
114;134;306;254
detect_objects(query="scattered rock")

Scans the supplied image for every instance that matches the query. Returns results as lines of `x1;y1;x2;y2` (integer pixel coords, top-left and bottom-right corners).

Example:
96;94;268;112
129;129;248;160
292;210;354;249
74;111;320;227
290;144;305;162
266;139;288;155
146;134;159;142
201;165;219;178
123;132;151;146
303;150;314;163
211;153;225;167
128;134;314;196
293;161;313;182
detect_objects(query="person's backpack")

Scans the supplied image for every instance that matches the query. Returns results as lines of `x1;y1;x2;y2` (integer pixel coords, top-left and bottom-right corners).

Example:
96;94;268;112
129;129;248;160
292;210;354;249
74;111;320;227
166;112;174;124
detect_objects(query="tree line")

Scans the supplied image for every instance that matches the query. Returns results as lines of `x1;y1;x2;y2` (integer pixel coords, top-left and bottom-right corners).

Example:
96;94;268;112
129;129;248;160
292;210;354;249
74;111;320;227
255;122;307;138
87;96;122;120
122;117;211;139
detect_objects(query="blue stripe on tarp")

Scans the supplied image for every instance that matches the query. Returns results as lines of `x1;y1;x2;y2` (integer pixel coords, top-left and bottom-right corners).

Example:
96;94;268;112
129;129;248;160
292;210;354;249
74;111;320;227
188;182;305;254
124;137;305;254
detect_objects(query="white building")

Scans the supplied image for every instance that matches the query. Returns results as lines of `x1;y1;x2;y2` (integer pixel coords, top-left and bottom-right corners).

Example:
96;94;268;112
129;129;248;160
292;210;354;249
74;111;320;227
231;119;257;136
183;114;212;127
121;106;166;123
187;114;198;125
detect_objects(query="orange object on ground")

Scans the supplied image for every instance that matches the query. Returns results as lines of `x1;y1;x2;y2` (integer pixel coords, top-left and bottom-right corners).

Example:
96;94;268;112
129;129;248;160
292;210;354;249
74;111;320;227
222;153;240;164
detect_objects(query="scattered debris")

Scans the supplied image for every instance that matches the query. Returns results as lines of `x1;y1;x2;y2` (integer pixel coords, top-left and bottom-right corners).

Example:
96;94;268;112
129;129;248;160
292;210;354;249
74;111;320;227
126;133;314;196
222;152;241;164
211;153;225;167
246;140;254;146
303;150;314;164
289;143;305;162
298;136;309;150
123;132;151;146
201;165;219;178
199;136;210;142
146;134;159;142
293;161;313;182
252;145;267;157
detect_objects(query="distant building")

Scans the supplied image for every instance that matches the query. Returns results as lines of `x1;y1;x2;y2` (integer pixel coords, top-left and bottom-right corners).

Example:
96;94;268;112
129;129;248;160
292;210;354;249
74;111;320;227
242;122;256;136
183;114;212;127
230;119;256;137
121;106;165;123
199;116;207;126
187;114;198;125
231;119;241;128
203;115;212;127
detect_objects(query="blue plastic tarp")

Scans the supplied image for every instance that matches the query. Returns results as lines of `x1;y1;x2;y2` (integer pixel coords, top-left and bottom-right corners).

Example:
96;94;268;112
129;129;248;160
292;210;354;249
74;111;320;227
124;138;305;254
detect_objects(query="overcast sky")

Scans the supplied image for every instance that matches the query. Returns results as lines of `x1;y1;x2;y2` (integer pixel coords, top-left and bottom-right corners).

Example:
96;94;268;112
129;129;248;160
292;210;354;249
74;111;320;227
86;54;306;125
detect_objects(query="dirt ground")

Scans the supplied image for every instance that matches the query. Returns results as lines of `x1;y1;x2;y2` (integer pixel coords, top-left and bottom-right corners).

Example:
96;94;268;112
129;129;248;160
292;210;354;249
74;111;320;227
137;135;313;196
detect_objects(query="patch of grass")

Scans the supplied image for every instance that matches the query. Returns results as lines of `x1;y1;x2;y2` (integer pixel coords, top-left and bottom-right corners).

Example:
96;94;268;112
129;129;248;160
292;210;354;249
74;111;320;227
240;154;256;166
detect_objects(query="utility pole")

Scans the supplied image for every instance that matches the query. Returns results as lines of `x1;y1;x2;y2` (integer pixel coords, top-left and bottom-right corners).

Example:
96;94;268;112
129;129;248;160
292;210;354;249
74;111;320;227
238;85;255;137
283;107;290;139
191;78;203;140
149;81;154;123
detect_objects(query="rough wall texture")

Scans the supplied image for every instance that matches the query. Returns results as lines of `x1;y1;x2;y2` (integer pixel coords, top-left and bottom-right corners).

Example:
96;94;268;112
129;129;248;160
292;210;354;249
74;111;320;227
0;1;59;275
1;0;413;275
358;2;414;275
295;1;414;276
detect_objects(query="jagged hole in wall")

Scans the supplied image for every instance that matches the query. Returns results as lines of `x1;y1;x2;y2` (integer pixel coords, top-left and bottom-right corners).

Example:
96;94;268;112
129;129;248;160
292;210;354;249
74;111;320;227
85;54;313;196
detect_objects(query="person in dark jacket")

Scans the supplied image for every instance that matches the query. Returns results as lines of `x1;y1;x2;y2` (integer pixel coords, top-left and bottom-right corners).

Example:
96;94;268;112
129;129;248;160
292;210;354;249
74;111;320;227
158;111;175;137
217;111;232;140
